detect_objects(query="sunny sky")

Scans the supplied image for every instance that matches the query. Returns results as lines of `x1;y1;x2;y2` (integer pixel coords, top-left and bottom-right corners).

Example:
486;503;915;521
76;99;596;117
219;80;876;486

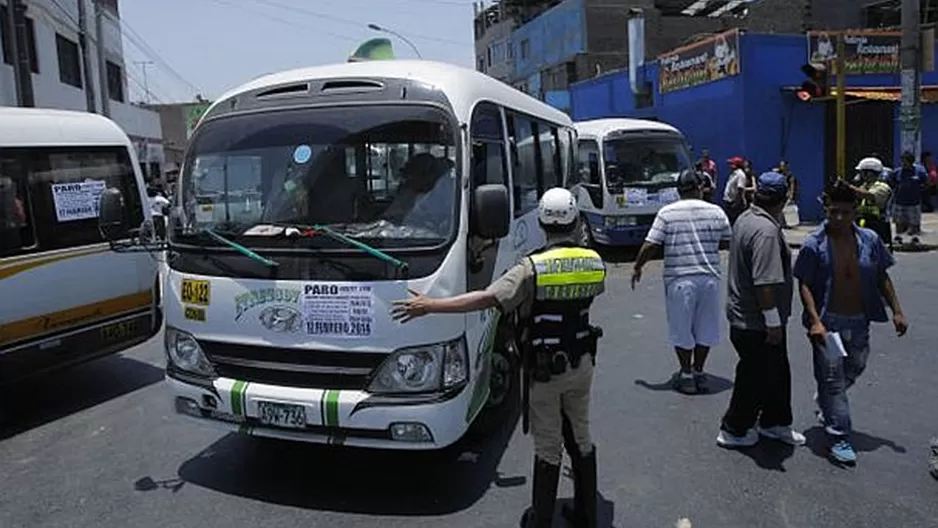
118;0;478;103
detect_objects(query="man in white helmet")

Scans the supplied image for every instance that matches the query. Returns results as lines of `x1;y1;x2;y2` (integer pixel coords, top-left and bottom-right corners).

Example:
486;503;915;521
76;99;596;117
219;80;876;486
393;187;606;528
847;156;893;247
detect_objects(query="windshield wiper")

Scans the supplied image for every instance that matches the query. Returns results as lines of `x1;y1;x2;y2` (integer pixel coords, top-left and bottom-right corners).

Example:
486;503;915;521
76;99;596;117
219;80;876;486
259;223;409;277
203;228;279;267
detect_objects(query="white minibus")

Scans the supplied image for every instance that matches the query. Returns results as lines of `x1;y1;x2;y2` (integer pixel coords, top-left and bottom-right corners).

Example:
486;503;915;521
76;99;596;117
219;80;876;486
0;108;160;391
98;60;576;450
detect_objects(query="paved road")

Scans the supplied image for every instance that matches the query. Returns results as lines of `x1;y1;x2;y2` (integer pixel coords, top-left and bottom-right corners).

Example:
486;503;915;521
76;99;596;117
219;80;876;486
3;252;938;528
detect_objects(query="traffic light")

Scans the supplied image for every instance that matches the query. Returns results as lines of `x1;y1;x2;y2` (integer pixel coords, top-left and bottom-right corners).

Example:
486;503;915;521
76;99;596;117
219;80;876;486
796;62;829;101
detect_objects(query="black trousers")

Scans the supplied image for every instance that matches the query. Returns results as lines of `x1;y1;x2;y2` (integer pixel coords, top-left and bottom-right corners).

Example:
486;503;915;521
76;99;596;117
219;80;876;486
721;327;793;436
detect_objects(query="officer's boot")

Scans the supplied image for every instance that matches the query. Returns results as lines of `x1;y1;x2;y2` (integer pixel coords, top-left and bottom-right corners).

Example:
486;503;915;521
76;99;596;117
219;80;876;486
561;448;598;528
560;415;584;526
520;457;561;528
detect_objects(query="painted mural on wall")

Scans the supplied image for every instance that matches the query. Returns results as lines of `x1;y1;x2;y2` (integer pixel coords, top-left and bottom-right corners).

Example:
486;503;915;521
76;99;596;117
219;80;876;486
658;29;740;94
806;30;900;75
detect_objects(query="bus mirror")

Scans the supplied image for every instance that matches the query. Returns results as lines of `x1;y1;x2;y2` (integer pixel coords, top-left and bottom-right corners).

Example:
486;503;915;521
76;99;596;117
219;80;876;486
98;187;127;241
471;184;510;239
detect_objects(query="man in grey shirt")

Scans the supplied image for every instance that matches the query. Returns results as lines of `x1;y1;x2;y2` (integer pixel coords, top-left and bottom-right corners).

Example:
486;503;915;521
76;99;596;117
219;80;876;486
717;172;806;449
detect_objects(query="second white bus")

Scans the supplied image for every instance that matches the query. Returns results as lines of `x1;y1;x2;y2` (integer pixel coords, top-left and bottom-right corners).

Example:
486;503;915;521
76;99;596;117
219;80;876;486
571;118;693;247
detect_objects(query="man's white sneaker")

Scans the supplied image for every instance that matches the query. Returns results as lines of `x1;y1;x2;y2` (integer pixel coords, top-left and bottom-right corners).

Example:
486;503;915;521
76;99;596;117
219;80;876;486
717;428;759;448
758;426;807;446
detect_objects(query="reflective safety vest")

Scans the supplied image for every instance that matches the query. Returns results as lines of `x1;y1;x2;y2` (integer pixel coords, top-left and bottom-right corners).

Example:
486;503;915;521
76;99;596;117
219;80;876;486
857;182;888;227
528;245;606;359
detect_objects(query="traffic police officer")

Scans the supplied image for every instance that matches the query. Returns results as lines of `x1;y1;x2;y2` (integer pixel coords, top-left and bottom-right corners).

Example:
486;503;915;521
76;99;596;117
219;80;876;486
848;156;893;246
391;187;606;528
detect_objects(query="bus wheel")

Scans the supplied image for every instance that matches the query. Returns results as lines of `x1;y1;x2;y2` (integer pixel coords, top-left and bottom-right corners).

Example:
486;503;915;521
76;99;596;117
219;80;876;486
577;216;594;247
485;350;513;409
485;319;519;410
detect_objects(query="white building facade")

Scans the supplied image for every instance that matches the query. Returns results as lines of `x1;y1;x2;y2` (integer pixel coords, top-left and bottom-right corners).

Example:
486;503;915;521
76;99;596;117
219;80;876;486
0;0;164;179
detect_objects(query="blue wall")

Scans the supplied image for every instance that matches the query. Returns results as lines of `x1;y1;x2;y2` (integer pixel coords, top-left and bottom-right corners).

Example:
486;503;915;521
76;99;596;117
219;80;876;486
569;33;938;223
511;0;586;81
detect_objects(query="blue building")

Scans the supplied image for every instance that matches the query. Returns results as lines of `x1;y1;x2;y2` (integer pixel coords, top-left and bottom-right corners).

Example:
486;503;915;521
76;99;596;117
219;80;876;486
570;31;938;223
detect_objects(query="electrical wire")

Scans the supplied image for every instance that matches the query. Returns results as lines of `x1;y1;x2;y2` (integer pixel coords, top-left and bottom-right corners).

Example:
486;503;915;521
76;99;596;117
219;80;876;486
241;0;472;47
201;0;363;44
100;9;202;95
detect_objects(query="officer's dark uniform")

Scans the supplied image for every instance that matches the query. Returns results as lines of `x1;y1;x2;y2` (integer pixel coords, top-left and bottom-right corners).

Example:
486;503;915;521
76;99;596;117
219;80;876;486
491;241;606;528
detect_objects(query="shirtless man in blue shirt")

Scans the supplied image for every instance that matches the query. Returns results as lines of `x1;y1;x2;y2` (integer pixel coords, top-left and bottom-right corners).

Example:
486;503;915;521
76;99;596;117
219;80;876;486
793;181;908;465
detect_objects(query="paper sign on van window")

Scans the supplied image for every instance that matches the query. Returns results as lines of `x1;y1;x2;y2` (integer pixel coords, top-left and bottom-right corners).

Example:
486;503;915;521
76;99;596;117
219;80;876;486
301;283;375;338
51;180;106;222
659;187;680;204
623;188;647;207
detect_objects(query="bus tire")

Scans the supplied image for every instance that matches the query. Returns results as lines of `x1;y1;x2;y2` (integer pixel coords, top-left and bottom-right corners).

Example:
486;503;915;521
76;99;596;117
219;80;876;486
577;214;595;248
469;321;520;437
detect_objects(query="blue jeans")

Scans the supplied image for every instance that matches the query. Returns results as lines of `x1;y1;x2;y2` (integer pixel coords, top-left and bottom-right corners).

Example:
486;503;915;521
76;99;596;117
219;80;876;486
811;313;871;437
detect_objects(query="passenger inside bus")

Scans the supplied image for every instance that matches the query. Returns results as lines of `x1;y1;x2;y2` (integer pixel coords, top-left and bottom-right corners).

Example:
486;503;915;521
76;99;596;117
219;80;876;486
383;152;454;234
0;174;29;251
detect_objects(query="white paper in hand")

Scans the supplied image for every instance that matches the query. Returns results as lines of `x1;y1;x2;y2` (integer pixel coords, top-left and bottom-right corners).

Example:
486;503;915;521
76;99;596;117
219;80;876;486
826;332;848;357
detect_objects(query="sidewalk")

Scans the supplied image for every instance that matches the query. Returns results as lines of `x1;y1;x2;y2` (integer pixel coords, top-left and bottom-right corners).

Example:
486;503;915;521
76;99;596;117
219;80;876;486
785;211;938;250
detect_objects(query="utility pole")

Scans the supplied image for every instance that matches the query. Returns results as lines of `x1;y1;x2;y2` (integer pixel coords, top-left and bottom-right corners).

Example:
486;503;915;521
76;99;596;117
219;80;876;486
77;0;97;113
134;60;154;103
835;34;846;179
8;0;35;106
900;0;922;159
95;0;110;116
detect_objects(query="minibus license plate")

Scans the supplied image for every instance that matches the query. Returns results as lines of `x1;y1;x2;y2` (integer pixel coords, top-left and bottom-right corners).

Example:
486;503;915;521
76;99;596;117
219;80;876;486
258;401;306;429
100;320;140;342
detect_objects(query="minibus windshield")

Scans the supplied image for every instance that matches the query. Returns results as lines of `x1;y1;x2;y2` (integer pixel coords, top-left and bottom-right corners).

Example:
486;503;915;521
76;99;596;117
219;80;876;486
176;105;459;250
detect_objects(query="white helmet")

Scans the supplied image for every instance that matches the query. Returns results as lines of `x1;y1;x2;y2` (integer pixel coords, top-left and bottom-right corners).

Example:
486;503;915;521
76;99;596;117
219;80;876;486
856;157;884;173
538;187;578;226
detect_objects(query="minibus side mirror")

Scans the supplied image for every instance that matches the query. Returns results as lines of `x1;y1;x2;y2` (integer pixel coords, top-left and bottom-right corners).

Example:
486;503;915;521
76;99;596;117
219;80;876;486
98;187;128;241
471;183;510;239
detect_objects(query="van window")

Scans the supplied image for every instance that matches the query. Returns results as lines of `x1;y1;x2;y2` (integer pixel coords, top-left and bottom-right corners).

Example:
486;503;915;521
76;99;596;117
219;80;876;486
25;147;144;251
470;103;506;187
508;114;539;217
0;155;34;256
577;140;601;185
539;126;562;191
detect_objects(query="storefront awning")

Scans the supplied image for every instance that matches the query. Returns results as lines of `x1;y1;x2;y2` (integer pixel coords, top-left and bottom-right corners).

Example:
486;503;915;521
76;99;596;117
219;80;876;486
828;86;938;103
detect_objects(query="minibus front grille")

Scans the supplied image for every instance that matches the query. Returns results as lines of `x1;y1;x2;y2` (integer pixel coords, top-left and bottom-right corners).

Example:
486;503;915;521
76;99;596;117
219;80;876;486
198;341;387;390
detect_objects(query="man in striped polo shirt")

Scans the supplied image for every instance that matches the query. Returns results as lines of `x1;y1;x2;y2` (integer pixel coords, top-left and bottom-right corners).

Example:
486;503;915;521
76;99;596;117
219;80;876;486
632;170;732;394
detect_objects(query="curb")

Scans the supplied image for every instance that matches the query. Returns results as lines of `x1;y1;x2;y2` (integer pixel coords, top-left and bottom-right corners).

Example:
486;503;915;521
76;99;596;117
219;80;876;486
787;241;938;252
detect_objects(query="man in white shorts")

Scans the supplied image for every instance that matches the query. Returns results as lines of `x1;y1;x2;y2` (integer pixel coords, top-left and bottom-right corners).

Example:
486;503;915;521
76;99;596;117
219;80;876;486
632;170;733;394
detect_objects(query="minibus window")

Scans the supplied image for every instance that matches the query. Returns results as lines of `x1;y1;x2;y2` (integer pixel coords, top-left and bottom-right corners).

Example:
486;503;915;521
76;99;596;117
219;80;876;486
25;147;143;251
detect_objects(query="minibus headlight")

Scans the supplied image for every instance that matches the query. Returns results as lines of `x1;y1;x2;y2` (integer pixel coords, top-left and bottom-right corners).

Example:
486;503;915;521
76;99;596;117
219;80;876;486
165;327;215;377
368;337;467;394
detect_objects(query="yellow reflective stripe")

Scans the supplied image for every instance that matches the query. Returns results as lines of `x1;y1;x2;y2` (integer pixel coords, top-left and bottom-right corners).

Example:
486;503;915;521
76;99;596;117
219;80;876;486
530;246;602;263
536;270;606;287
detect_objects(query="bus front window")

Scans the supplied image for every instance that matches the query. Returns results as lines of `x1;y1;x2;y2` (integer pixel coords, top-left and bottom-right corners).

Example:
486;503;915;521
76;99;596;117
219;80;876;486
602;136;691;194
178;105;459;247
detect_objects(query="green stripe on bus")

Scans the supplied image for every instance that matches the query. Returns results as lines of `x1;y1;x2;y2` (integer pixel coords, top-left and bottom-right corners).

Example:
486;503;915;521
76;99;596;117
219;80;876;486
325;390;340;427
231;380;248;416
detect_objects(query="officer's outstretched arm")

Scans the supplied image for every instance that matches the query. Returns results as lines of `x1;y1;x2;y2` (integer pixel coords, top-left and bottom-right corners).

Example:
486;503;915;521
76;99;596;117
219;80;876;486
391;289;498;323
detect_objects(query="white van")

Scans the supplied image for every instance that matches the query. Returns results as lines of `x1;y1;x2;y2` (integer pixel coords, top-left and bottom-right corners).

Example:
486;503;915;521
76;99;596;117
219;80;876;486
571;118;693;247
98;60;576;450
0;108;160;387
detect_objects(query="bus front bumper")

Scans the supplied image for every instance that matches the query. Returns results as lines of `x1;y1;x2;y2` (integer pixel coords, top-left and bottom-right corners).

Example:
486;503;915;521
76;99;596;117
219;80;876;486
167;375;472;450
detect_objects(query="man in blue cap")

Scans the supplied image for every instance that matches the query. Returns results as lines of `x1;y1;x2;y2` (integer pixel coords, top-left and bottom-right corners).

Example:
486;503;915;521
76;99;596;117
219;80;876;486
718;171;806;449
